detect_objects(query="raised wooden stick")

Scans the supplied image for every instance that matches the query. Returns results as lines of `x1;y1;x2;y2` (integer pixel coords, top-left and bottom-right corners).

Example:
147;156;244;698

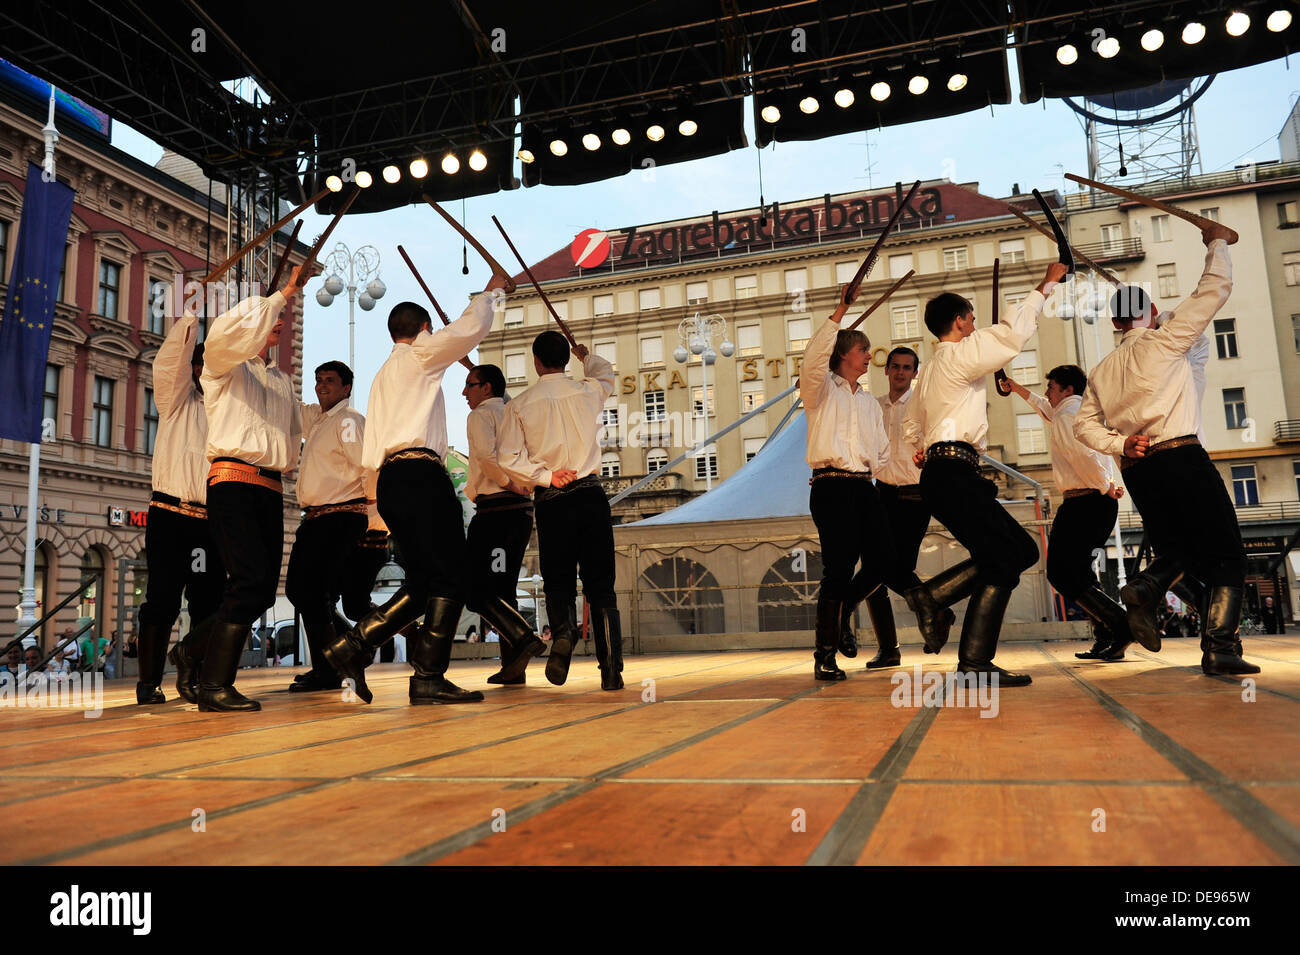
847;269;915;330
1004;203;1122;287
843;179;921;305
397;244;474;371
202;186;330;286
1064;172;1239;243
991;257;1012;396
491;215;578;347
300;187;359;276
424;196;517;292
269;220;302;291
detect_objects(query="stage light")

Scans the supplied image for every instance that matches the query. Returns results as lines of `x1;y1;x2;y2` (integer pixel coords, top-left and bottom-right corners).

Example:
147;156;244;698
409;158;429;179
582;133;601;151
1056;43;1078;65
1182;21;1206;43
382;165;400;184
549;139;568;156
870;81;890;101
441;153;460;174
947;73;968;92
1097;36;1120;58
834;88;855;108
908;75;929;95
647;124;665;141
468;149;487;171
355;170;372;188
760;104;781;123
1268;10;1293;31
678;119;698;136
611;128;631;145
325;175;343;192
1141;29;1164;51
798;96;819;114
518;148;535;164
1226;11;1251;36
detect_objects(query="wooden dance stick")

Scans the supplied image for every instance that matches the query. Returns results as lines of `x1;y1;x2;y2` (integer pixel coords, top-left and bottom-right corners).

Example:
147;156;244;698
991;257;1012;397
269;220;302;291
1003;203;1122;287
491;215;578;347
397;244;474;371
300;187;359;278
847;269;915;330
842;179;921;305
1064;172;1239;244
424;196;517;292
202;186;330;285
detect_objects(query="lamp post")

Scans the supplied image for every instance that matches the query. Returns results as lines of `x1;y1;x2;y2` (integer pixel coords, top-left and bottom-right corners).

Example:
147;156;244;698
673;312;734;491
315;242;385;369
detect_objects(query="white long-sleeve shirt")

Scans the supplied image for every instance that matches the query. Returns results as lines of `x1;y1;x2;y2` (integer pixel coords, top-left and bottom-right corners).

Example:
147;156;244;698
151;312;208;503
1021;391;1114;494
1189;332;1209;444
875;388;922;485
799;318;889;473
298;399;367;507
465;397;516;502
902;290;1048;453
498;353;617;488
362;289;502;470
200;292;301;472
1075;241;1231;457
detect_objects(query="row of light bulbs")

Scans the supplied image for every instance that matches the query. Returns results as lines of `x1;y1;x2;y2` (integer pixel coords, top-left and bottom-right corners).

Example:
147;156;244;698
1056;9;1292;63
759;72;969;121
518;120;700;163
323;151;489;190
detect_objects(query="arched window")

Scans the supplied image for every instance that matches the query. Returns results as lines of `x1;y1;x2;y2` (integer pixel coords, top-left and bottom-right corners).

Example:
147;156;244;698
646;448;668;473
600;452;621;477
79;547;106;638
758;548;824;631
639;556;724;636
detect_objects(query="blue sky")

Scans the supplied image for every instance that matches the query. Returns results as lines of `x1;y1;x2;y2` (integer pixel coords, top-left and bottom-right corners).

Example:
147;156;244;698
111;55;1300;453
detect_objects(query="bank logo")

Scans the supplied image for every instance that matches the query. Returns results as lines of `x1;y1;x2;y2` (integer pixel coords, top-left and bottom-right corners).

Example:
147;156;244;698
571;228;611;268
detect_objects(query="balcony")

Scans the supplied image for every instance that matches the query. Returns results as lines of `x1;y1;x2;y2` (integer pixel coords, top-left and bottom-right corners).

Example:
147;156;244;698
1121;500;1300;529
1275;419;1300;444
599;471;685;495
1072;237;1144;264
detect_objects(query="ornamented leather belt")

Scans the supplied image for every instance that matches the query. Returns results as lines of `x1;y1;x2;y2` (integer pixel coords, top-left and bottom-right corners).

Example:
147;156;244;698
811;466;874;482
303;498;369;521
924;441;979;469
1119;434;1199;471
1063;488;1100;500
207;459;282;493
536;473;601;505
383;447;442;467
150;492;206;520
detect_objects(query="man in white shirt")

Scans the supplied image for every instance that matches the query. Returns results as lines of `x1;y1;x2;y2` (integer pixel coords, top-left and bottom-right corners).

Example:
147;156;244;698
903;260;1068;686
323;276;508;705
136;314;225;705
1075;223;1257;676
169;267;306;712
499;331;620;689
1005;365;1129;661
462;363;544;686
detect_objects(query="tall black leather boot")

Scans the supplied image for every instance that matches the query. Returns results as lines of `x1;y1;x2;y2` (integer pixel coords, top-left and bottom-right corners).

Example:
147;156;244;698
322;589;425;704
863;586;901;669
957;583;1031;687
907;560;976;654
482;597;546;685
544;602;580;686
1121;555;1186;652
591;606;625;691
410;597;484;704
135;619;170;704
1201;586;1260;676
814;595;846;681
1074;584;1132;662
289;616;343;693
168;615;215;704
197;621;261;712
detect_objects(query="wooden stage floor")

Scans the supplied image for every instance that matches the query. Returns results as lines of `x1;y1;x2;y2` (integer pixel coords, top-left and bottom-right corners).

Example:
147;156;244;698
3;635;1299;866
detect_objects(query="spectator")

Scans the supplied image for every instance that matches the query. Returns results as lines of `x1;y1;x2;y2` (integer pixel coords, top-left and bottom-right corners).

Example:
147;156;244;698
79;630;108;673
124;630;139;659
541;624;551;642
24;646;42;670
464;625;478;643
59;626;80;669
2;644;22;674
48;647;71;681
1261;597;1280;635
104;630;119;679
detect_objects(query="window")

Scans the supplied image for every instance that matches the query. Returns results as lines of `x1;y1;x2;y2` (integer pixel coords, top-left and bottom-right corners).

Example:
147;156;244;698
1151;214;1171;242
1214;318;1238;359
942;246;969;271
735;275;758;299
1100;223;1123;250
1004;291;1026;311
42;364;59;433
1294;460;1300;500
784;268;807;292
1279;201;1299;227
1231;465;1259;506
98;260;121;318
504;306;524;328
686;281;708;305
737;324;761;356
891;304;920;340
644;390;666;422
57;245;68;302
93;376;113;447
0;219;9;273
1157;263;1178;298
888;252;913;278
599;400;620;430
691;385;715;418
740;380;765;412
1200;207;1220;222
999;238;1026;264
638;288;661;311
640;336;663;367
1016;413;1046;454
836;261;857;284
592;294;614;317
744;437;764;462
1293;314;1300;352
787;317;811;351
146;280;166;334
143;388;159;454
594;341;617;369
1010;350;1040;385
647;448;669;472
1285;252;1300;286
1223;387;1247;430
694;446;718;481
550;300;569;322
505;353;526;383
600;452;621;478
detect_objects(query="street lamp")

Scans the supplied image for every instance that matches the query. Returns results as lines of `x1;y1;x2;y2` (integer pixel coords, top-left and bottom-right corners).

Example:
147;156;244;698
315;242;385;368
673;311;734;491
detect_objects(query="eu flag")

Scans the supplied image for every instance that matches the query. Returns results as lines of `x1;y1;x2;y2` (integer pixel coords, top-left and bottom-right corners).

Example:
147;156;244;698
0;163;75;443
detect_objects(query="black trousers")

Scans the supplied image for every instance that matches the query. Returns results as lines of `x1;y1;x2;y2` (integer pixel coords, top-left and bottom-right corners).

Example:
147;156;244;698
1121;444;1246;588
137;506;226;634
810;476;902;604
286;510;368;642
1046;491;1118;600
377;458;467;604
875;481;930;599
534;483;616;612
343;531;390;622
921;458;1039;588
465;505;533;614
206;481;284;626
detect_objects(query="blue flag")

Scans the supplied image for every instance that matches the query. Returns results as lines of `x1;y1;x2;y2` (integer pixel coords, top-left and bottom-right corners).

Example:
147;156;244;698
0;163;75;443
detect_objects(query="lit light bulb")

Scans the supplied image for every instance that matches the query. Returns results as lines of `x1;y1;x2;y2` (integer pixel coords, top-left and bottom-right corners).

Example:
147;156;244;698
441;153;460;174
1097;36;1120;58
517;148;535;164
582;133;601;151
469;150;487;171
409;158;429;179
611;128;631;145
325;175;343;192
908;75;929;95
1182;21;1206;44
1226;11;1251;36
355;170;372;188
798;96;819;114
1141;29;1164;51
1268;10;1293;32
1056;43;1078;65
760;104;781;123
678;119;698;136
834;88;854;108
646;124;665;141
870;81;890;101
947;73;968;92
382;165;400;183
549;139;568;157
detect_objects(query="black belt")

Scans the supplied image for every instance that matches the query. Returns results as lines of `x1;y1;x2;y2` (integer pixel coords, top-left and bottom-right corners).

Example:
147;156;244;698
536;473;601;505
382;447;441;468
1063;488;1100;500
212;457;282;482
1119;434;1200;472
879;480;924;502
474;491;534;513
924;441;979;469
